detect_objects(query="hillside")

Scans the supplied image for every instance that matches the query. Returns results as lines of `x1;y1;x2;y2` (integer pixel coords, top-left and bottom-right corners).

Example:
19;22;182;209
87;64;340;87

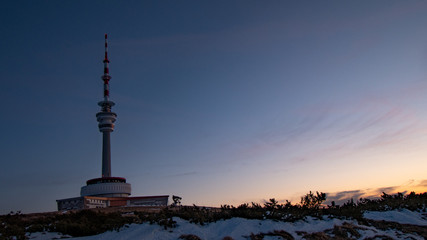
1;192;427;240
27;210;427;240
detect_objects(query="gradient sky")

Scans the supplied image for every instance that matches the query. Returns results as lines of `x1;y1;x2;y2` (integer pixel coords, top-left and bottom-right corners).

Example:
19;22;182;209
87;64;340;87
1;1;427;214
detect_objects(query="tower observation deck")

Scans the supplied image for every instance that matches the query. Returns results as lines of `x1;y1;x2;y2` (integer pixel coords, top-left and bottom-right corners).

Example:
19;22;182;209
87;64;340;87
80;34;131;198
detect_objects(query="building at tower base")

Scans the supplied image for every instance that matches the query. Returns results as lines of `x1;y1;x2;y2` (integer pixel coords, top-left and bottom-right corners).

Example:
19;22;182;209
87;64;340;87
57;195;170;211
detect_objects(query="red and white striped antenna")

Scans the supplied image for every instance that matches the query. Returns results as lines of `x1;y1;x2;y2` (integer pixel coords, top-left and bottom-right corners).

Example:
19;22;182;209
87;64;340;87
102;34;111;101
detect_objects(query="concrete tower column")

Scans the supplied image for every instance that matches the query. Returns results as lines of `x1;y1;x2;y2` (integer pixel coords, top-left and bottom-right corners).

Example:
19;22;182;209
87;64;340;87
102;132;111;177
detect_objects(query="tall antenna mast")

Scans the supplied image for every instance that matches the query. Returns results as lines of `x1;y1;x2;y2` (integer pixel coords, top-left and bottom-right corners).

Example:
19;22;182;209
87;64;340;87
103;34;111;103
72;34;130;200
97;33;117;178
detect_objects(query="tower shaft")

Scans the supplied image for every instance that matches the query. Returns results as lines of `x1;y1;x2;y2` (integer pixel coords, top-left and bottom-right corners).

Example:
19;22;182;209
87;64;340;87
79;33;131;198
97;34;117;178
102;132;111;177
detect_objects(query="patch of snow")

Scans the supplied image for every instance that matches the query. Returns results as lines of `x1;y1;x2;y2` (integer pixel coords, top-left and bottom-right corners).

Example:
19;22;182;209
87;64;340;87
363;209;427;226
27;217;352;240
27;231;70;239
27;210;427;240
353;224;424;240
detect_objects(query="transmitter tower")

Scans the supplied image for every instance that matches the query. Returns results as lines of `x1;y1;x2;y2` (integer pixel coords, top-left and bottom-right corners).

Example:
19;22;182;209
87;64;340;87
80;34;131;197
56;34;171;211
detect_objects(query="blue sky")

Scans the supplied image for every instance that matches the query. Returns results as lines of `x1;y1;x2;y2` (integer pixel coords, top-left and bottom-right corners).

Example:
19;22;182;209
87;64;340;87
1;1;427;214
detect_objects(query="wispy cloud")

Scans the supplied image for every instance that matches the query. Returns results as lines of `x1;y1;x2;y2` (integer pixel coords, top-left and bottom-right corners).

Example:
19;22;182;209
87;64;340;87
326;190;365;204
233;81;427;166
416;180;427;187
326;179;427;205
166;171;199;178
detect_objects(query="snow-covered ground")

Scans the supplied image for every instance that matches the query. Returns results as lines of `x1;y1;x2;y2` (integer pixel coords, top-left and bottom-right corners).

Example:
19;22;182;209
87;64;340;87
26;210;427;240
363;208;427;226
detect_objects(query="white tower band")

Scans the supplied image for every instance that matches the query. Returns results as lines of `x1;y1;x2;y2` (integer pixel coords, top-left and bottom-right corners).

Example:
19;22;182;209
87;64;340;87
80;34;131;197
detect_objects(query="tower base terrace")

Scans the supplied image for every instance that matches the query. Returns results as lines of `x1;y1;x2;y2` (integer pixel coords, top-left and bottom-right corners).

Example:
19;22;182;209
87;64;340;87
80;177;131;197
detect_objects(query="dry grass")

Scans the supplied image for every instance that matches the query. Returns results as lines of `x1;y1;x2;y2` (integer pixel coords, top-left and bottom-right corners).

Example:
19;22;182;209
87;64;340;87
363;235;395;240
222;237;234;240
302;232;332;240
332;222;362;239
363;219;427;239
178;234;202;240
248;229;295;240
